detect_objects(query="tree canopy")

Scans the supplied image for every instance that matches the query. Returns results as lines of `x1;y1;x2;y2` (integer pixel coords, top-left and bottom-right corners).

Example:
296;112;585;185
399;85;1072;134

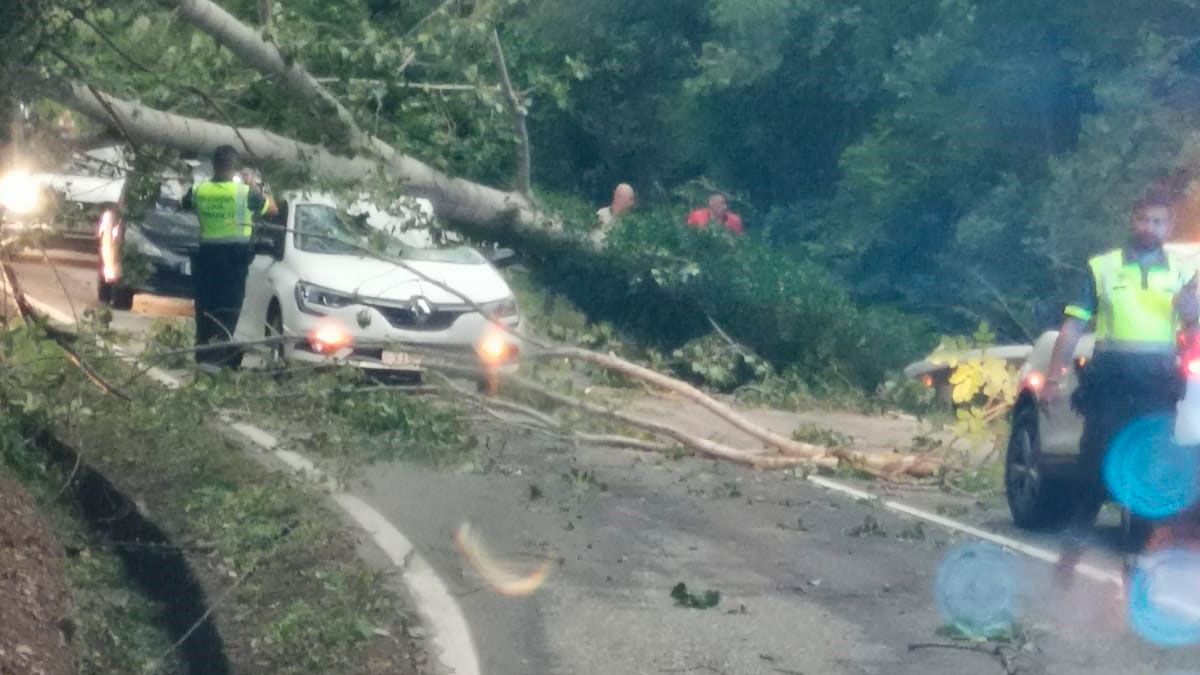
7;0;1200;344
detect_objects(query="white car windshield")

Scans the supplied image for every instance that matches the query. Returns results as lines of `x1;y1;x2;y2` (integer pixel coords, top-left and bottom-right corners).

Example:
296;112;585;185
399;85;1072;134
293;203;484;263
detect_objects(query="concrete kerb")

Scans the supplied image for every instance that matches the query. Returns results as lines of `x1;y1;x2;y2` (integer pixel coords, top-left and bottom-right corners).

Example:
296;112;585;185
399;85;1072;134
0;279;482;675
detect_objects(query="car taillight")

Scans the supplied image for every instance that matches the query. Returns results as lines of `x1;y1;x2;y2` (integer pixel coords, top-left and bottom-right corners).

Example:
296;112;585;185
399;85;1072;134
1179;329;1200;377
1186;357;1200;377
1024;370;1045;394
99;210;119;282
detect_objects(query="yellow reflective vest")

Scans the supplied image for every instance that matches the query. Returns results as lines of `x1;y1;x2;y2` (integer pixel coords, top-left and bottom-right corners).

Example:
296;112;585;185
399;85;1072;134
1066;248;1195;352
193;180;262;243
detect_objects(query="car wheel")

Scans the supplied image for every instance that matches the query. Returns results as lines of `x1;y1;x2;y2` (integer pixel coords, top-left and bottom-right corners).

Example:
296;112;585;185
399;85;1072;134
1006;404;1073;531
97;274;112;304
265;302;286;372
1120;507;1155;554
97;275;134;310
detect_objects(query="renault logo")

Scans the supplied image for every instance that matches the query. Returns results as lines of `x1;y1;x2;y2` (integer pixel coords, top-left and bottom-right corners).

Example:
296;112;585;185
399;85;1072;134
411;296;434;324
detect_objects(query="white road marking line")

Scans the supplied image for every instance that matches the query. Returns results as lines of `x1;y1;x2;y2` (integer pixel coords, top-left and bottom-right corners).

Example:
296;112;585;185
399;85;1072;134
808;475;1124;586
337;494;483;675
8;286;482;675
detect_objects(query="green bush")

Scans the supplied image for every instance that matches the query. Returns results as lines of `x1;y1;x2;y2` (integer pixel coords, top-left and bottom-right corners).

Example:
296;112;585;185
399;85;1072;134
470;203;935;391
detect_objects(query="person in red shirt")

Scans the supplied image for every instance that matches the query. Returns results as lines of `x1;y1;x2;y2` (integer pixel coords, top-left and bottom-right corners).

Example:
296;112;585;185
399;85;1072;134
687;193;744;236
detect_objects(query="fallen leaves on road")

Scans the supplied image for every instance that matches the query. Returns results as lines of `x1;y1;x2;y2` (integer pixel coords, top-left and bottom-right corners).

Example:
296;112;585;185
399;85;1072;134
670;582;721;609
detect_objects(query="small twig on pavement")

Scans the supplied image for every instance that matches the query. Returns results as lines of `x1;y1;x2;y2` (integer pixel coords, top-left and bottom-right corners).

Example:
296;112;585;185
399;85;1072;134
908;642;1018;675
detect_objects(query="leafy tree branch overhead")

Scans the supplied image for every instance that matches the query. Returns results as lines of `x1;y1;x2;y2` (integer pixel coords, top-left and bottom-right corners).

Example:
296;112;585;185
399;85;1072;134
9;0;1200;342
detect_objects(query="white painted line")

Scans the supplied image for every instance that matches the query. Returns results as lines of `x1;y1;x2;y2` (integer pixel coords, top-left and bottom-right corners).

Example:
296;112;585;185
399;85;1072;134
808;475;1125;586
228;420;279;450
808;475;877;502
337;494;482;675
11;286;482;675
109;345;181;389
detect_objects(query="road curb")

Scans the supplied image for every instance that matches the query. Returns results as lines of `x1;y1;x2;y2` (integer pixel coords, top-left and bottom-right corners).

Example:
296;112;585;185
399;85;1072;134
0;279;483;675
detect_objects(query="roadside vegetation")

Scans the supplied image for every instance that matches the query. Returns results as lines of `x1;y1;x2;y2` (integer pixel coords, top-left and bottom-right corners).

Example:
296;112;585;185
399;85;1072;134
0;322;421;674
0;418;186;675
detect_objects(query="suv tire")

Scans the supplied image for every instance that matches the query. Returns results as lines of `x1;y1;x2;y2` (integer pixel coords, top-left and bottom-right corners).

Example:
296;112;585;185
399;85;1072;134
1006;403;1076;530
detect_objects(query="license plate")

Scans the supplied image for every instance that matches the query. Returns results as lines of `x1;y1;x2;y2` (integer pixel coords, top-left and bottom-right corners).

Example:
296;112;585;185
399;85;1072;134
382;350;420;368
180;260;191;276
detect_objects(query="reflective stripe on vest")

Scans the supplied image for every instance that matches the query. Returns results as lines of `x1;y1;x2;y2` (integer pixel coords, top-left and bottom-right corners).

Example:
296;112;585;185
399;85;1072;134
1090;248;1191;350
194;180;253;243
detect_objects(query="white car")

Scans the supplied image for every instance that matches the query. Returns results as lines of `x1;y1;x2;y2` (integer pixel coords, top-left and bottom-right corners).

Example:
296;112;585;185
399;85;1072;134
234;193;521;377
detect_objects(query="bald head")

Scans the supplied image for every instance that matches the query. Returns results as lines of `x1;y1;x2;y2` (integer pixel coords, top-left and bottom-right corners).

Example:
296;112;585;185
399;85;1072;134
612;183;636;216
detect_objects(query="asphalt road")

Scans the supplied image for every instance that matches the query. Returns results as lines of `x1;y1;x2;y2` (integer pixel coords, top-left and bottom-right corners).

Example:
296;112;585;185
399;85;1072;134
10;252;1200;675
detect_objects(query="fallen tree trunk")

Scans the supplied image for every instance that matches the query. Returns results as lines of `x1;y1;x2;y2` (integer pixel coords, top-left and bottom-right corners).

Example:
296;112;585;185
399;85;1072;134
170;0;393;161
428;360;824;470
36;78;534;227
535;347;830;459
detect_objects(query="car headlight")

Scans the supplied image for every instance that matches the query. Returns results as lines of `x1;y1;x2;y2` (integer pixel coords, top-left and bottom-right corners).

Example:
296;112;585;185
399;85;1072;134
295;281;356;315
124;228;164;258
0;170;41;215
481;296;519;318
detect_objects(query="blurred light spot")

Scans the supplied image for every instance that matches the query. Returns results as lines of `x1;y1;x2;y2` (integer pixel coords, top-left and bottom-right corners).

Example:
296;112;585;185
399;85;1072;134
1104;414;1200;521
454;521;550;598
935;542;1020;637
1128;549;1200;647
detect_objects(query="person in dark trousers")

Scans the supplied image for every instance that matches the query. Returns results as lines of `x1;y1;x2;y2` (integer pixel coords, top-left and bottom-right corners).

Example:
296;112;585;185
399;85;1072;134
1043;186;1199;586
182;145;277;369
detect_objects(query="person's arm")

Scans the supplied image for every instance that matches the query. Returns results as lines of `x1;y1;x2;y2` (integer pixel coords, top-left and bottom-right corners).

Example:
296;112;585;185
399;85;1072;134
1177;273;1200;327
181;187;195;211
1044;271;1097;401
1046;317;1086;385
686;209;706;228
727;213;745;236
247;189;279;218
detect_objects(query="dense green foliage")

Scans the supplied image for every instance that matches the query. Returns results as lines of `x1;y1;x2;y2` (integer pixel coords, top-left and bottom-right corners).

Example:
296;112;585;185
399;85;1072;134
508;0;1200;338
11;0;1200;358
502;206;931;388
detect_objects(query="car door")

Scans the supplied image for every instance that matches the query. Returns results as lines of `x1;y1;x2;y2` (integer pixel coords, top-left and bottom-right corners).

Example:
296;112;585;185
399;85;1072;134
234;208;288;343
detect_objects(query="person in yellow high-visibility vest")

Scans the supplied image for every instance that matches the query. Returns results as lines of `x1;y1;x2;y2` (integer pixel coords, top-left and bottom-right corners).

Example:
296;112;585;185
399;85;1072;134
183;145;277;368
1044;186;1199;585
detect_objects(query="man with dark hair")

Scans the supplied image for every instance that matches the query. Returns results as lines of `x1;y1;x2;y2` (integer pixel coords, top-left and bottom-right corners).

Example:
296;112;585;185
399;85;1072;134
687;192;744;236
1045;186;1199;584
183;145;277;369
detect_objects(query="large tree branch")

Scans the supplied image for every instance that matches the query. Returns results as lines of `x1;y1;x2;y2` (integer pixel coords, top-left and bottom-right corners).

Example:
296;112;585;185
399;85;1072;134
169;0;391;160
488;29;531;196
36;76;533;226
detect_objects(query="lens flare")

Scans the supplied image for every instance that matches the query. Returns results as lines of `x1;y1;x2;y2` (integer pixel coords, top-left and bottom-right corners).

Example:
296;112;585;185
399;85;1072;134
0;170;40;215
308;319;352;355
1104;414;1200;521
454;521;550;598
477;329;509;366
1128;549;1200;646
935;542;1021;637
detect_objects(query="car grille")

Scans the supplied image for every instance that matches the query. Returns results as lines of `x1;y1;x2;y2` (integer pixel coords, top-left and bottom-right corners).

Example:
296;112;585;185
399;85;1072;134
367;302;471;331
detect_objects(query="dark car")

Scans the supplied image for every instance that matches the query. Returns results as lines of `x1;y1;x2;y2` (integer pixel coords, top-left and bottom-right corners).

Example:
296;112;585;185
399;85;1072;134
97;204;198;309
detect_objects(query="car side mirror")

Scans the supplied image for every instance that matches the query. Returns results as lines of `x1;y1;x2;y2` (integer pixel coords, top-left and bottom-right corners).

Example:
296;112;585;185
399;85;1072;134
253;233;283;259
487;247;516;268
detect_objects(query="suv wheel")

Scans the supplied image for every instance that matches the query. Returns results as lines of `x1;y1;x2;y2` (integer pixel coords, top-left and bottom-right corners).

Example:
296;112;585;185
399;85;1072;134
97;275;134;310
1120;507;1155;554
1006;403;1072;530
